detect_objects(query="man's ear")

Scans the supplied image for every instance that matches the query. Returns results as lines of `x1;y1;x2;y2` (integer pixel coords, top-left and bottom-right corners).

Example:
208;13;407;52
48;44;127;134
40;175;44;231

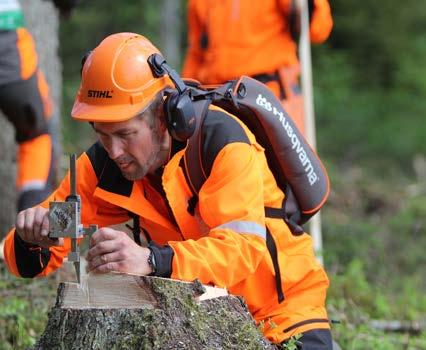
159;117;168;132
157;105;168;132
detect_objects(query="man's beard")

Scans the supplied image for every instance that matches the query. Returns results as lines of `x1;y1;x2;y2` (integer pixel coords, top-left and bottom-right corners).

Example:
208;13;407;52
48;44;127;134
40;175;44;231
120;159;150;181
118;131;163;181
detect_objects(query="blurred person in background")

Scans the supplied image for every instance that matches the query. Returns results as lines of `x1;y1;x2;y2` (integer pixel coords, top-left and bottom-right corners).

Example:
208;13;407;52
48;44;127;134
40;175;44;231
182;0;333;134
0;0;79;211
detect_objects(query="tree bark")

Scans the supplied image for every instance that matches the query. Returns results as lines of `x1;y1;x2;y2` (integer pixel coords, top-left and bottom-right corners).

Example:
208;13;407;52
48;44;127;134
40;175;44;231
159;0;181;69
0;117;16;239
0;0;61;239
31;274;277;350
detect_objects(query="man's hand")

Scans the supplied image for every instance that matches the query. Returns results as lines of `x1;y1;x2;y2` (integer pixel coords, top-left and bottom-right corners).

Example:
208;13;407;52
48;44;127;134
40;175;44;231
86;228;152;275
15;206;63;248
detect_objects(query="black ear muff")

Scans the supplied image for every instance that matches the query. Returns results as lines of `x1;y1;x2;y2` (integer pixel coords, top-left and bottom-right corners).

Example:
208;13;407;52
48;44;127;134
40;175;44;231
147;53;196;142
164;89;196;142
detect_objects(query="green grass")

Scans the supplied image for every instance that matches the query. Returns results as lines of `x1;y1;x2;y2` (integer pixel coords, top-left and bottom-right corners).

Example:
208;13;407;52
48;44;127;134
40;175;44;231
323;160;426;349
0;264;56;350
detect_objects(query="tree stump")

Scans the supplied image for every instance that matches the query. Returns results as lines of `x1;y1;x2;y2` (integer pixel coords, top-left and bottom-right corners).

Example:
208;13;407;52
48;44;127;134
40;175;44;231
31;273;277;350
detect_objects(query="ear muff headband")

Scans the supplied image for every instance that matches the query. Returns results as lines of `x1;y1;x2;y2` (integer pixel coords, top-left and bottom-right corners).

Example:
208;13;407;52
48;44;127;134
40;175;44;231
148;54;187;93
147;54;196;142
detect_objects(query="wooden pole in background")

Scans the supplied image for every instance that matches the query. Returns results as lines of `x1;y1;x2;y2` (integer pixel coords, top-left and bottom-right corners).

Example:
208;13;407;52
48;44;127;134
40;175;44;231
297;0;324;265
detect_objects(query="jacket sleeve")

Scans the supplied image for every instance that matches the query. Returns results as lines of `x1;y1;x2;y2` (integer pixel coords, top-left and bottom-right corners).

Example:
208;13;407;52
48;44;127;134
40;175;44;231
3;152;127;278
278;0;333;44
181;0;204;80
168;140;268;289
310;0;333;43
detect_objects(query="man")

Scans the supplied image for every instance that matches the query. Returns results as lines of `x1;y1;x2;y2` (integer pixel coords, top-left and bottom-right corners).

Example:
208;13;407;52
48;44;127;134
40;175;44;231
3;33;332;348
182;0;333;134
0;0;79;211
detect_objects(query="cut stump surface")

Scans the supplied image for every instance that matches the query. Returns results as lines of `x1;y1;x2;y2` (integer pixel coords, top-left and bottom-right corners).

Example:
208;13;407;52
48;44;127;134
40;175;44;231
32;273;277;350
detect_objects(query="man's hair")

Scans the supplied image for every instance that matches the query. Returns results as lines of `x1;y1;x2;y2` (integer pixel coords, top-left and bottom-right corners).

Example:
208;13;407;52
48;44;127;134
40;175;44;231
137;90;165;132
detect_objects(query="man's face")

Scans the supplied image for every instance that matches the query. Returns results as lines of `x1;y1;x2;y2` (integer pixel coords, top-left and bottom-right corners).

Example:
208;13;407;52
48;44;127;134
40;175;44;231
93;115;165;181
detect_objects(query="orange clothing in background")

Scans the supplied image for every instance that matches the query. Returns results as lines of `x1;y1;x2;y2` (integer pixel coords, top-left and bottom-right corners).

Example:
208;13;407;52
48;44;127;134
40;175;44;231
0;27;55;211
0;0;78;211
182;0;333;133
183;0;332;83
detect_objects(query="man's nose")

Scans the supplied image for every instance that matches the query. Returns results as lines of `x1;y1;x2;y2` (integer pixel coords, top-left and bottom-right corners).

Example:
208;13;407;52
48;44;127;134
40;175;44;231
106;137;124;160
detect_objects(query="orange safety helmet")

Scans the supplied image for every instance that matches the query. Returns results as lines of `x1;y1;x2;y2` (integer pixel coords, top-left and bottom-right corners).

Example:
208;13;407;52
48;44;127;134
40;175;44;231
71;32;173;122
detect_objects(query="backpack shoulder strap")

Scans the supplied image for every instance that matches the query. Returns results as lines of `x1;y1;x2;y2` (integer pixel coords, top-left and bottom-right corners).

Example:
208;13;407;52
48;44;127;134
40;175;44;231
183;99;211;196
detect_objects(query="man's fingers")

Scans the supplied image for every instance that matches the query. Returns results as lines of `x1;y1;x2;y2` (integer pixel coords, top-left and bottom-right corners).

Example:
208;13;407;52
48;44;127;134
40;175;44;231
15;210;26;237
86;239;117;261
15;207;56;247
23;208;36;242
89;227;118;247
86;228;142;275
88;251;123;271
33;208;46;239
40;211;50;238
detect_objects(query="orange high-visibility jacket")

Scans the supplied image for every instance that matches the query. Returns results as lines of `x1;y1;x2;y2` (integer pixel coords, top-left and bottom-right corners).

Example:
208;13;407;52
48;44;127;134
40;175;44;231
182;0;333;84
3;105;330;343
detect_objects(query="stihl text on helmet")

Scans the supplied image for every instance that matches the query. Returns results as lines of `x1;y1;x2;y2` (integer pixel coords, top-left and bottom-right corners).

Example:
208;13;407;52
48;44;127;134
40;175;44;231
87;90;113;98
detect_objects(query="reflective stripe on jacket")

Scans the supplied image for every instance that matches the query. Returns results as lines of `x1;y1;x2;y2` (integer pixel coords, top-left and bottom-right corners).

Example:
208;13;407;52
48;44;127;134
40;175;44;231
3;105;330;343
182;0;333;84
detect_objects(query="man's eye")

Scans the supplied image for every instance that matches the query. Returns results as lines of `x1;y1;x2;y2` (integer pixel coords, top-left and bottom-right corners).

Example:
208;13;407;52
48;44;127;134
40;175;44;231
119;132;134;138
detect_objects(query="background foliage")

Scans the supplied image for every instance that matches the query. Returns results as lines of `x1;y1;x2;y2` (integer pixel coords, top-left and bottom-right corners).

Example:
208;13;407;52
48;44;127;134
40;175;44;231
1;0;426;348
315;0;426;168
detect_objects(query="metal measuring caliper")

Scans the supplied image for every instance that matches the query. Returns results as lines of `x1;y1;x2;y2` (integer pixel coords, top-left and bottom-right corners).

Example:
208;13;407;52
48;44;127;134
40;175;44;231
48;154;98;283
